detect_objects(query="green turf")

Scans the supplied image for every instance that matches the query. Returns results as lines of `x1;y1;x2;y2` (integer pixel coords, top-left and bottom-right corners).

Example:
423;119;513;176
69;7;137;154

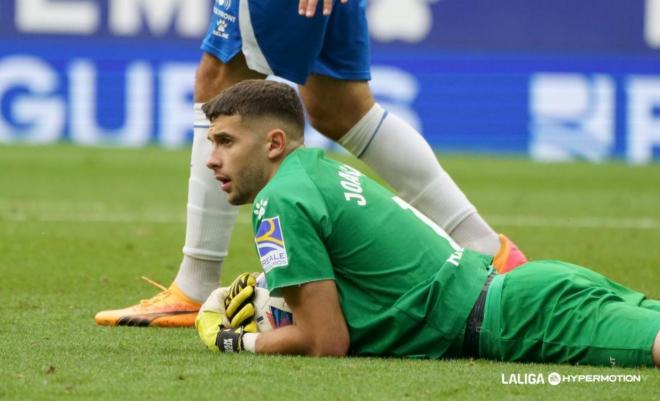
0;144;658;401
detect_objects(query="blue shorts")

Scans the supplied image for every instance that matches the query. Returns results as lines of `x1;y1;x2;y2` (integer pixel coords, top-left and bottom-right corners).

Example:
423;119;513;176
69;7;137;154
201;0;371;84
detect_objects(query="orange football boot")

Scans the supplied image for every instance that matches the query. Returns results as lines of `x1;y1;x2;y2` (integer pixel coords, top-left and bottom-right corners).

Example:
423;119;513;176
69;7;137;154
95;277;201;327
492;234;528;274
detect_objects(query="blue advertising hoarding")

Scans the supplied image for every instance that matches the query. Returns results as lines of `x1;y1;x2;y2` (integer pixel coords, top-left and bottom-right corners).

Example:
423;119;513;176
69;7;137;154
1;0;660;163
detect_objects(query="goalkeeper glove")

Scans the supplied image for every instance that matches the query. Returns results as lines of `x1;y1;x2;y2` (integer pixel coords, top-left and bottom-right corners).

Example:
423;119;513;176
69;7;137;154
196;287;231;351
196;287;257;352
224;272;258;333
195;273;261;353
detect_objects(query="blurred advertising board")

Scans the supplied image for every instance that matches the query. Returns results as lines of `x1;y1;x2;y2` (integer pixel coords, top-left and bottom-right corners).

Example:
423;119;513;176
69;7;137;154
1;0;660;163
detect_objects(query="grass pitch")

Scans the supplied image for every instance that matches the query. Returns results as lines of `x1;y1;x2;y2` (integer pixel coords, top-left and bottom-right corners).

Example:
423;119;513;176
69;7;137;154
0;144;658;401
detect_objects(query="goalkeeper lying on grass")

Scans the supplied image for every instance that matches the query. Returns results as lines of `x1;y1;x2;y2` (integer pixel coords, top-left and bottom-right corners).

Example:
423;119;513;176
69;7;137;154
196;80;660;367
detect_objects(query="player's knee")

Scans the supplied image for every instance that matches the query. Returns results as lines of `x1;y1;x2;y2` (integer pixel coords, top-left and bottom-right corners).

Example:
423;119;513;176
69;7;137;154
301;77;375;140
305;99;353;141
195;53;226;102
306;103;334;138
194;53;265;102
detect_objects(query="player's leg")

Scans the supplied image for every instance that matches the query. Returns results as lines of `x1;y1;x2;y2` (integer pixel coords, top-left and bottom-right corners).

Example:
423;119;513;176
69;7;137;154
177;52;264;301
193;2;521;267
195;53;265;102
300;76;516;262
479;261;660;367
95;53;264;327
95;0;265;327
177;0;264;305
295;0;523;268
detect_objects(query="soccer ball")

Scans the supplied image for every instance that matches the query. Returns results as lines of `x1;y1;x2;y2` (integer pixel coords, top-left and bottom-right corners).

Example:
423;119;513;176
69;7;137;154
253;275;293;332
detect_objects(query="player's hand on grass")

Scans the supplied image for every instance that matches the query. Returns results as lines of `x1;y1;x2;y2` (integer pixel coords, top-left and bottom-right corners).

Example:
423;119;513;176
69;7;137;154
299;0;349;17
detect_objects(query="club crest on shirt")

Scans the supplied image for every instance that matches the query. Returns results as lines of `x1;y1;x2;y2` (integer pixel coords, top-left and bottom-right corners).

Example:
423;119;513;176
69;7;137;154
253;199;268;219
255;216;288;272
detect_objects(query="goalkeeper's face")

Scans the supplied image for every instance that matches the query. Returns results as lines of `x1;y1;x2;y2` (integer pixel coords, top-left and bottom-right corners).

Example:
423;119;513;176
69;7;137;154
206;114;273;205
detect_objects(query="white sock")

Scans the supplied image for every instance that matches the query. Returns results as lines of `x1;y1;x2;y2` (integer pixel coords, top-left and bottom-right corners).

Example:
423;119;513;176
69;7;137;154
174;256;223;303
448;214;500;256
338;103;500;256
174;103;239;302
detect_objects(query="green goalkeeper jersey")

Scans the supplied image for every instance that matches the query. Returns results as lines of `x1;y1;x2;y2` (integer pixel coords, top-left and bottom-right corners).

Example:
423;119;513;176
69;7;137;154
252;148;493;358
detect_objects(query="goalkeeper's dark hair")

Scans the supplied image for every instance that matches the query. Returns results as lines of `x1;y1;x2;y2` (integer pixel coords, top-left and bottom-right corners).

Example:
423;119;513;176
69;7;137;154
202;80;305;140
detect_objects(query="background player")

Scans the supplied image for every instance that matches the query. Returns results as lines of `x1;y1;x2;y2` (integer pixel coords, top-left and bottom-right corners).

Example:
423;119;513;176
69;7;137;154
197;80;660;367
95;0;525;327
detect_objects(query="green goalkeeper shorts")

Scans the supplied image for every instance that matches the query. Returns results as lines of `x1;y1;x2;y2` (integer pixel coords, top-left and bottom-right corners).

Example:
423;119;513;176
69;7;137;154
478;260;660;367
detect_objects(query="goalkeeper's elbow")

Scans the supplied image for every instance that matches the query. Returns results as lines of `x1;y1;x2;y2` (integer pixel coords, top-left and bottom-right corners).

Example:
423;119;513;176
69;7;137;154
308;331;349;357
309;343;349;357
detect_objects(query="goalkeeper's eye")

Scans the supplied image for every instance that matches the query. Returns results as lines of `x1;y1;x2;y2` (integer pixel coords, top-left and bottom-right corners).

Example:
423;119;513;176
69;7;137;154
218;136;233;146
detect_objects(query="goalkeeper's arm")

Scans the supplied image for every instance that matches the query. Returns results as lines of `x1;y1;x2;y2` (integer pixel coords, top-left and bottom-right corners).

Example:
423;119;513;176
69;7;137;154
196;279;349;356
253;279;350;357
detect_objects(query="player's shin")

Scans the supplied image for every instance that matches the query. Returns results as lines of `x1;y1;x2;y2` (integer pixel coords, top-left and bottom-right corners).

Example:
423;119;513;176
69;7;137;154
338;103;500;256
175;103;239;302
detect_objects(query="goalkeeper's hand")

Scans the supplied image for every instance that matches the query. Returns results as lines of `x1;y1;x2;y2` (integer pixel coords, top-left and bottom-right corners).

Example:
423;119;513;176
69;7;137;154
195;287;232;351
195;273;260;352
224;272;258;332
